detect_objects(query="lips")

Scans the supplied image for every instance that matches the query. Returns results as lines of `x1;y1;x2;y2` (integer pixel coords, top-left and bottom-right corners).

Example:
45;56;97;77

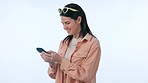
65;28;71;33
66;30;70;33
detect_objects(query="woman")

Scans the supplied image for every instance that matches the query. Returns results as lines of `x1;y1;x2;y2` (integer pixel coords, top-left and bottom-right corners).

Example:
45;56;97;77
40;3;101;83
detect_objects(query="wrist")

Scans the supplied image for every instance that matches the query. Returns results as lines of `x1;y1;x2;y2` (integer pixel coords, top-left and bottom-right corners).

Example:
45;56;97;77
59;58;63;64
49;61;53;66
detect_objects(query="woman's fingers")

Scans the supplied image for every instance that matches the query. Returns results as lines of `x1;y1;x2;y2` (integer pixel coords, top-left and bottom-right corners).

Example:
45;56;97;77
40;52;53;62
40;50;62;64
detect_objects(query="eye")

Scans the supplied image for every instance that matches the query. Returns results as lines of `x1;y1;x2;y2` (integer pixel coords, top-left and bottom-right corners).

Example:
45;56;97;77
65;22;70;25
61;21;70;26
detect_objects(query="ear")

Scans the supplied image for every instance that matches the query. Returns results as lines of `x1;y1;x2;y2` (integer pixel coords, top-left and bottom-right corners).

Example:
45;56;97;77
76;16;82;24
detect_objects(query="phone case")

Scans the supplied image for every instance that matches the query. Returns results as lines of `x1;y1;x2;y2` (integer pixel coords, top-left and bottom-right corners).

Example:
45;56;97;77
36;48;47;53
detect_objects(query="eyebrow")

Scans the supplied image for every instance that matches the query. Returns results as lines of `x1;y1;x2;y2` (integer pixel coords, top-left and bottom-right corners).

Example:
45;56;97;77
61;21;70;24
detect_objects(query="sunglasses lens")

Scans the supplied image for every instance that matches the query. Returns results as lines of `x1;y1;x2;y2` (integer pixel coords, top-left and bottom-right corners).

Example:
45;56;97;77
63;8;68;13
58;8;62;13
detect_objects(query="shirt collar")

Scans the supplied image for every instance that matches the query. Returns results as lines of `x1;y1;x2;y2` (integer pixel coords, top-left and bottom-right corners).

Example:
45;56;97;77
79;33;92;42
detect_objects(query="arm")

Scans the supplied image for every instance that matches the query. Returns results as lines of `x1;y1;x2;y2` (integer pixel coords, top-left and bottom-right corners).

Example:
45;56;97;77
60;40;101;82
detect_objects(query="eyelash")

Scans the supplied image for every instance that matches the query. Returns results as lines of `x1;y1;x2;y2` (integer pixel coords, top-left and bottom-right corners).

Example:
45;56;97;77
62;22;70;25
65;22;70;25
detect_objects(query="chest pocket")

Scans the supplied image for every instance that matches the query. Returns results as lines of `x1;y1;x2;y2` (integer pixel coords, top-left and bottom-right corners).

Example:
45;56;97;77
70;52;88;65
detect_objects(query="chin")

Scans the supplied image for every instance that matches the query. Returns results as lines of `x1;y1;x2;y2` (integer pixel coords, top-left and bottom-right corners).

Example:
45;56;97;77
68;34;72;36
68;32;72;35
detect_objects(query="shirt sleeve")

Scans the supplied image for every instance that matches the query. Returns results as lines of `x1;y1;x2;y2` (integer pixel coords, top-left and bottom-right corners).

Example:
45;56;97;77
60;40;101;82
48;63;58;79
48;41;64;79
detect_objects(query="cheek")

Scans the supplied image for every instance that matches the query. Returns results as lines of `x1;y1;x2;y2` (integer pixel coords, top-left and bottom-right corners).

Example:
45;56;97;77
70;27;76;33
72;25;79;32
69;23;78;32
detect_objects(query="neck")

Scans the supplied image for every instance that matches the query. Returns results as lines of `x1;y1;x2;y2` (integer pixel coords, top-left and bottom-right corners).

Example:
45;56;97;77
73;34;80;38
73;26;81;38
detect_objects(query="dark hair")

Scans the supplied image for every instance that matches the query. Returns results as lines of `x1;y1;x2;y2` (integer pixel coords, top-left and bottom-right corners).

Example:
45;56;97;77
59;3;95;43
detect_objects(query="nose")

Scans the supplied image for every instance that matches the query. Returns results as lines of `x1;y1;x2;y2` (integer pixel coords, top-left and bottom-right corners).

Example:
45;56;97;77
63;24;68;30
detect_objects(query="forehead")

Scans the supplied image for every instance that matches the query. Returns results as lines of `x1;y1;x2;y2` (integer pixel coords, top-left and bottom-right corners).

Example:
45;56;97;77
60;16;75;22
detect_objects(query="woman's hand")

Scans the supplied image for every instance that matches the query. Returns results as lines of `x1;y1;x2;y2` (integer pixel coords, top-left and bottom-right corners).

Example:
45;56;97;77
40;50;63;64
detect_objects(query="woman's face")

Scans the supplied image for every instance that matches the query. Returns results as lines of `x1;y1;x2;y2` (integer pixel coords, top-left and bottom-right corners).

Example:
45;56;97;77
60;16;81;38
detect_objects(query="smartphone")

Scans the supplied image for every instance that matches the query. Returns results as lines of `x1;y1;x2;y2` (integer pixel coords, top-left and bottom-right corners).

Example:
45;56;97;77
36;47;48;53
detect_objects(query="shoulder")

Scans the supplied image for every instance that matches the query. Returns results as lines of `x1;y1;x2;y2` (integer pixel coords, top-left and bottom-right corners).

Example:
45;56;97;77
85;33;100;46
80;34;101;50
90;36;101;49
59;39;68;49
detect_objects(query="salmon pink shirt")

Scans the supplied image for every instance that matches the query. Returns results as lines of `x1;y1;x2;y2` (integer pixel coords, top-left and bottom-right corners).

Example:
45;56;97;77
48;33;101;83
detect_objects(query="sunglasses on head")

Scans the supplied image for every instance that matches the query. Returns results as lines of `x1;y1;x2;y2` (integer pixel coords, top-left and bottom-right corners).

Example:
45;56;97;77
58;7;78;14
